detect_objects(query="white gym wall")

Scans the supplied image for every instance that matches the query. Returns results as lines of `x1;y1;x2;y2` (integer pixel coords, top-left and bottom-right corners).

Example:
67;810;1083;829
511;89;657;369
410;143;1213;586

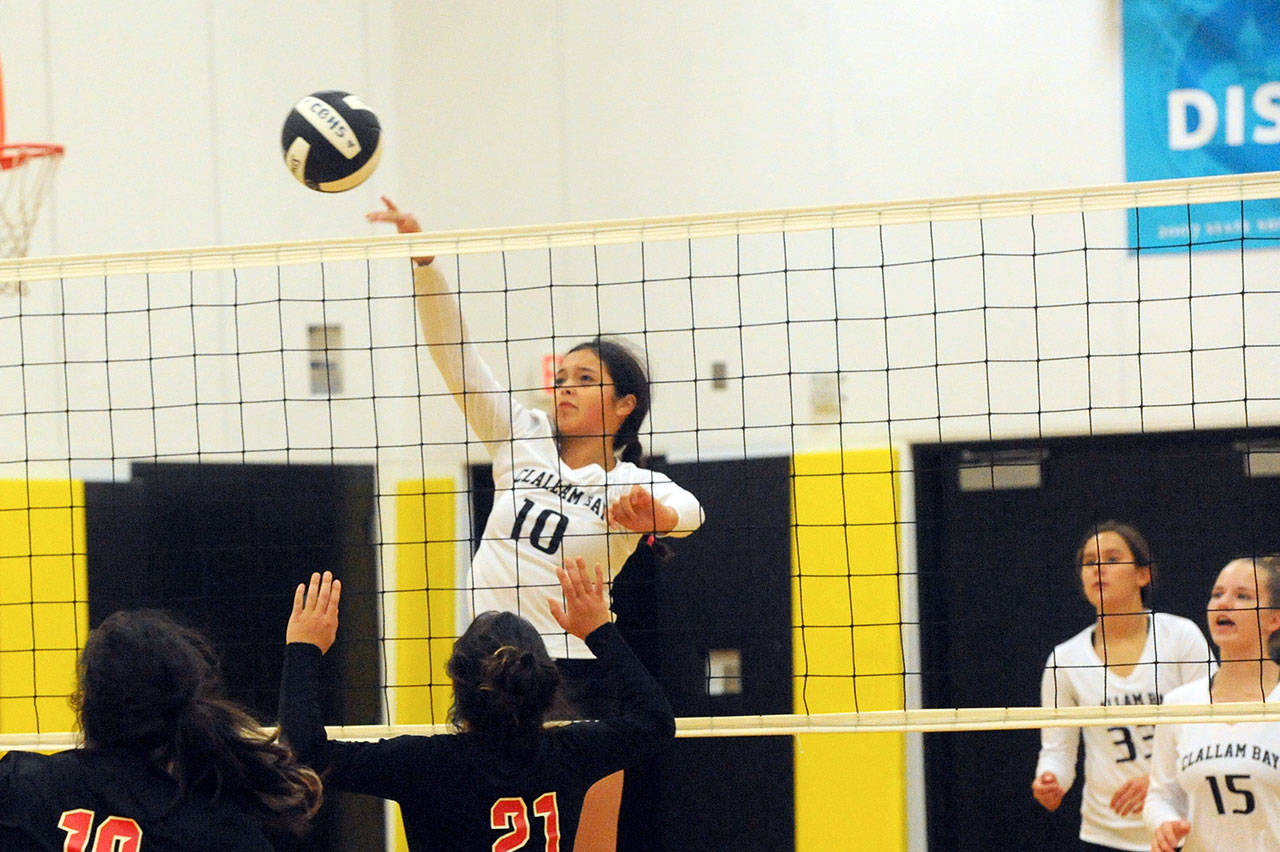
2;1;1125;254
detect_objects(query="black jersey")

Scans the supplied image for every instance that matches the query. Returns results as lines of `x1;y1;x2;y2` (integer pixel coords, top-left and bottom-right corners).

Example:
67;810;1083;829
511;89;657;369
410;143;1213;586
279;622;675;851
0;746;275;851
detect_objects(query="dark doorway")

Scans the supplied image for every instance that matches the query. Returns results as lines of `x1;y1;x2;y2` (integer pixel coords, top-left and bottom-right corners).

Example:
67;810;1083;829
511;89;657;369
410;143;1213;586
915;427;1280;851
84;461;384;851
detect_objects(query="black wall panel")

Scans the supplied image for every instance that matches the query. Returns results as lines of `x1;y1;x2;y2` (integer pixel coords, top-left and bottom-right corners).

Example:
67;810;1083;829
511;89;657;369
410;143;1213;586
85;461;383;852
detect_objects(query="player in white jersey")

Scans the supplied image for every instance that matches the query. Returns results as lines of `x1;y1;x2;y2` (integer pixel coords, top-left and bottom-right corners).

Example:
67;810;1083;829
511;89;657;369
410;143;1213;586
1146;555;1280;852
370;198;703;852
1033;522;1213;851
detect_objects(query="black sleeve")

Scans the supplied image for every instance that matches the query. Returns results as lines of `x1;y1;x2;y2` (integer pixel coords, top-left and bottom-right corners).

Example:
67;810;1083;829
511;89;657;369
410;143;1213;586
278;643;426;802
0;753;11;805
569;622;676;771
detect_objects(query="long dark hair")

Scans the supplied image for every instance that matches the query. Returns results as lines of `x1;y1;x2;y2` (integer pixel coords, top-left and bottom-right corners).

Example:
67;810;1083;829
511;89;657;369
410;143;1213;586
1074;520;1155;607
446;611;564;736
566;337;651;465
72;610;321;838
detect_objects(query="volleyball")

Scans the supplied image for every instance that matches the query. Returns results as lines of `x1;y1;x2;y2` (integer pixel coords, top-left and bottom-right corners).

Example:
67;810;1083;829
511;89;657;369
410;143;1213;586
281;91;382;192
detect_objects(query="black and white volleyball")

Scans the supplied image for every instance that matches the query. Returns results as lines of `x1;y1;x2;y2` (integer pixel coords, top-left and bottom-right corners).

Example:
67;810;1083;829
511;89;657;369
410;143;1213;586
282;91;382;192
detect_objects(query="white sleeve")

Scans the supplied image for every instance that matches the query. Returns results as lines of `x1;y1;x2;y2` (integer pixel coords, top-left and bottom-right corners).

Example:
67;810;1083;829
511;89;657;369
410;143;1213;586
1143;717;1187;833
1034;654;1079;791
1175;622;1215;687
647;473;704;538
413;263;516;448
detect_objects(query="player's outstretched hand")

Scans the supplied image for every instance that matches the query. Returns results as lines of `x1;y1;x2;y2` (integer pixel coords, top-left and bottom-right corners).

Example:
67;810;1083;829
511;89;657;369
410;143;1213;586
286;571;341;654
1151;819;1190;852
367;196;433;265
1110;774;1148;816
1031;771;1065;811
606;484;677;535
548;556;610;640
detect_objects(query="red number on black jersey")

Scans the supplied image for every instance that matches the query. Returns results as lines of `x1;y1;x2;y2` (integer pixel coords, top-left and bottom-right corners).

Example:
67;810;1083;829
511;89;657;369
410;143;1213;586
533;792;560;852
489;793;561;852
58;810;143;852
58;810;95;852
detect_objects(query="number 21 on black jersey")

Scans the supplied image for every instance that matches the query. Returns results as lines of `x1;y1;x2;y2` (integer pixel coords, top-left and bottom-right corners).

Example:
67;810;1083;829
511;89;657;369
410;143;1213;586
490;792;560;852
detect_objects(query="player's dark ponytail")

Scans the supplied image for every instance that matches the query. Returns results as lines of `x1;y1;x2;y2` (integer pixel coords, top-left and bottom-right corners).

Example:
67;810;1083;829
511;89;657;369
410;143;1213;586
447;611;564;736
73;610;322;839
566;338;675;560
567;338;651;466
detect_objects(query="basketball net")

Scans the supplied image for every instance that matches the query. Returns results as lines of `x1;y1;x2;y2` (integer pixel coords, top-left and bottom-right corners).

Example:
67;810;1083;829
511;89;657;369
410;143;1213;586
0;143;63;258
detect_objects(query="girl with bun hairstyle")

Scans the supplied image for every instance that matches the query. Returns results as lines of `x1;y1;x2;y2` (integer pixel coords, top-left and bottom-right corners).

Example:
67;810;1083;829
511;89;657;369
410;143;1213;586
280;564;674;851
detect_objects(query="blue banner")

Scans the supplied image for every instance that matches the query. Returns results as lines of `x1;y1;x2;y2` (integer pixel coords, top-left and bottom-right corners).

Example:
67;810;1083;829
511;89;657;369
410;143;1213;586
1123;0;1280;250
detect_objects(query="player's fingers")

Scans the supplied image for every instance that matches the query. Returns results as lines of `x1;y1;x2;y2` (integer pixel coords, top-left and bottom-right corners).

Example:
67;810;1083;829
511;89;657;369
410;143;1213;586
547;597;566;627
381;196;398;212
315;571;333;610
570;556;591;594
291;582;306;617
328;578;342;615
306;572;322;611
555;560;576;601
620;499;643;527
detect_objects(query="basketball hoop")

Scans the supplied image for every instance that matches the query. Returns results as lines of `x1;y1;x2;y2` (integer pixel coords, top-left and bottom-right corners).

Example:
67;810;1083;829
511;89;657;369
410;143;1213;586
0;142;63;258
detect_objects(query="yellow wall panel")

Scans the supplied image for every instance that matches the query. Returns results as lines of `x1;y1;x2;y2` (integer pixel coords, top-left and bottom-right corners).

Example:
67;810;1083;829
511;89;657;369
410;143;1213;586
0;480;86;737
791;450;906;852
391;478;458;852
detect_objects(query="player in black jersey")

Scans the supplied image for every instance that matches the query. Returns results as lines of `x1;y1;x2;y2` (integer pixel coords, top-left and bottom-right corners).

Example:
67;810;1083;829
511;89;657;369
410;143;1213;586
0;609;321;851
280;560;675;851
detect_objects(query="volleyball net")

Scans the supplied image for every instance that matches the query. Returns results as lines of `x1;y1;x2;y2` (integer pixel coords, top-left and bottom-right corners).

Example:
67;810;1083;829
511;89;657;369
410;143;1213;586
3;171;1280;754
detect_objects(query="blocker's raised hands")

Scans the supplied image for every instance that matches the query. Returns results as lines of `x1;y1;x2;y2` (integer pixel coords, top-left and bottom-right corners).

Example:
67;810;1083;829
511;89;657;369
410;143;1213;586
286;571;342;654
548;556;610;640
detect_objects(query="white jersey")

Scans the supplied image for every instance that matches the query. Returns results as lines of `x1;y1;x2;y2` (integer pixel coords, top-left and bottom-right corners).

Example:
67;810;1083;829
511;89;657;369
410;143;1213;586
415;264;704;658
1036;612;1213;850
1144;678;1280;852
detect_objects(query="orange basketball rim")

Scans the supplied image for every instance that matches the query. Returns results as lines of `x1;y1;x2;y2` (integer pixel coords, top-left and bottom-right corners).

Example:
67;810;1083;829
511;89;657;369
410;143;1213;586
0;54;64;259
